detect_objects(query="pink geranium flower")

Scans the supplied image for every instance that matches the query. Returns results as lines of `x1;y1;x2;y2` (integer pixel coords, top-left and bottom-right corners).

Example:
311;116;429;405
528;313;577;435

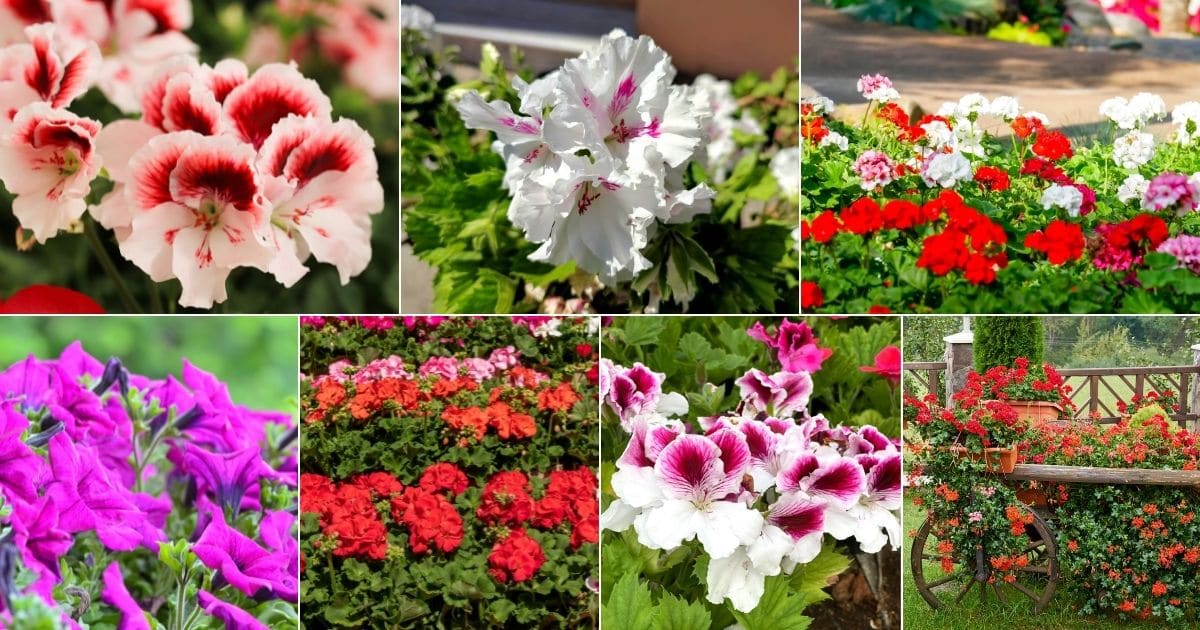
859;346;901;386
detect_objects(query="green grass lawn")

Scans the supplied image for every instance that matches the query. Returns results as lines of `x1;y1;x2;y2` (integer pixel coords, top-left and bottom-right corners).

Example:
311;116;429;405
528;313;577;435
901;496;1168;629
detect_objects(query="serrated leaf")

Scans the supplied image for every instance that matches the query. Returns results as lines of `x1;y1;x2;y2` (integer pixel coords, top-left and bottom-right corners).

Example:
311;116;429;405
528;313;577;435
601;572;658;629
788;541;851;609
621;318;667;347
731;574;812;630
653;591;711;630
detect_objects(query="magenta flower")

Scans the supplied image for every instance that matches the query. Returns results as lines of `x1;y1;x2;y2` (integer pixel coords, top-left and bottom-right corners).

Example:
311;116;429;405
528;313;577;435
12;497;73;600
180;444;270;517
43;433;161;552
1142;172;1200;212
101;563;150;630
736;369;813;417
859;346;901;386
0;403;42;506
747;320;832;374
604;362;665;422
192;503;297;601
197;590;269;630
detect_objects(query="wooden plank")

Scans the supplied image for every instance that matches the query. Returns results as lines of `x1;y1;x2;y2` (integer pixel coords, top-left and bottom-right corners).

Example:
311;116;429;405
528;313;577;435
1059;366;1200;377
1005;464;1200;486
903;362;948;370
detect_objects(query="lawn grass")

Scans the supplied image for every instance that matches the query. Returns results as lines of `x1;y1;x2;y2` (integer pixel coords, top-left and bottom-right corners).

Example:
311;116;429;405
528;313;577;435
901;496;1168;629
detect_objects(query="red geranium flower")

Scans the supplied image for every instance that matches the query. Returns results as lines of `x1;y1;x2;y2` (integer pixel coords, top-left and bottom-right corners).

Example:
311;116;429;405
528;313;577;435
487;528;545;582
806;210;841;243
537;382;579;413
801;281;823;309
1025;220;1085;265
0;285;104;313
839;198;883;235
974;166;1011;192
1032;130;1073;161
418;462;469;496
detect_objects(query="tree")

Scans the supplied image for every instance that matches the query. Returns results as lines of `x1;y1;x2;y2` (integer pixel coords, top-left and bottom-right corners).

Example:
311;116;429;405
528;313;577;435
974;317;1044;372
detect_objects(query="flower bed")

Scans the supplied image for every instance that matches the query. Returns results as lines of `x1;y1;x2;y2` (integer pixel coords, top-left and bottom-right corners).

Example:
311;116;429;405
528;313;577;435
402;14;798;314
801;76;1200;313
0;341;299;628
599;316;901;628
908;371;1200;622
299;316;600;627
0;1;399;313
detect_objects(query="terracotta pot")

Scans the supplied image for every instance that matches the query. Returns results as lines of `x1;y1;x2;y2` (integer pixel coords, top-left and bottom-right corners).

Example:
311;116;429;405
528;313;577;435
1016;488;1049;507
636;0;798;78
948;446;1018;474
992;400;1064;428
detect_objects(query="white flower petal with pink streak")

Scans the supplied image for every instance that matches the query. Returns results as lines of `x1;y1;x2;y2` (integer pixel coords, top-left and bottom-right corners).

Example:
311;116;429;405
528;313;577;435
0;23;99;109
0;102;101;242
257;115;383;284
120;132;273;307
635;433;762;558
98;34;199;114
776;452;865;508
222;63;332;149
455;91;543;147
736;369;813;418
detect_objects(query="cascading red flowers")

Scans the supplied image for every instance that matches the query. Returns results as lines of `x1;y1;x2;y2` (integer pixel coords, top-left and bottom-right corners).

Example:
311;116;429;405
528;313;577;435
487;528;546;582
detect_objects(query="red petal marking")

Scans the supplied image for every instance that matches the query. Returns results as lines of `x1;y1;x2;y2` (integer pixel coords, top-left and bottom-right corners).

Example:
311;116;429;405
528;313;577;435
53;48;92;108
162;85;218;135
194;236;213;268
164;227;180;244
769;500;824;540
133;140;187;209
172;152;258;212
122;0;188;32
4;0;50;23
284;132;357;186
24;29;63;102
224;68;329;149
31;121;92;155
209;62;247;103
607;73;637;119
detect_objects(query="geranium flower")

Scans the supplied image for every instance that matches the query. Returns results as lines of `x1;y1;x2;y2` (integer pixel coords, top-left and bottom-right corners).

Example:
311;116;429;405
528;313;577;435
0;285;104;313
0;102;102;241
823;453;901;553
0;23;99;113
736;368;813;417
1025;220;1084;265
746;319;831;374
634;432;764;559
487;528;545;582
859;346;901;385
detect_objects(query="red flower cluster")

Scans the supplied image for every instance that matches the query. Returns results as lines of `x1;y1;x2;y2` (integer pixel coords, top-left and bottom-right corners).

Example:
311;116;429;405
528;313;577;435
302;473;392;560
973;165;1010;192
1025;220;1085;265
1031;130;1073;161
801;281;824;309
477;471;536;526
349;378;423;420
1011;115;1045;139
390;486;464;555
915;193;1008;284
419;462;470;496
537;382;580;413
487;528;546;583
531;469;600;549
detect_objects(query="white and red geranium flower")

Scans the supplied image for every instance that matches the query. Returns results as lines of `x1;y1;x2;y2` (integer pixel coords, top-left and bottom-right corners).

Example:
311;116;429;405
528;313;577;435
0;14;385;309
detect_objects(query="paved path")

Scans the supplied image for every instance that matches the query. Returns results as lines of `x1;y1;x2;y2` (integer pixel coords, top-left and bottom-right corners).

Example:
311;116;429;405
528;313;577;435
801;4;1200;129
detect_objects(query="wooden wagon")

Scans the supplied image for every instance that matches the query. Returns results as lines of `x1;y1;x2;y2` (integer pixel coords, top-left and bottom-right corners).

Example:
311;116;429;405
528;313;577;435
910;464;1200;613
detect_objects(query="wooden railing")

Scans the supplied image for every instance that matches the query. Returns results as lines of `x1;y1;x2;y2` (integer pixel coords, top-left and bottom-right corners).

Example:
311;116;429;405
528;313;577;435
902;362;1200;430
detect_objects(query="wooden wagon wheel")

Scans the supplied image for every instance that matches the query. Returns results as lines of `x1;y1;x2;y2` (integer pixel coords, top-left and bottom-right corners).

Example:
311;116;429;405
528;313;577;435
910;502;1059;614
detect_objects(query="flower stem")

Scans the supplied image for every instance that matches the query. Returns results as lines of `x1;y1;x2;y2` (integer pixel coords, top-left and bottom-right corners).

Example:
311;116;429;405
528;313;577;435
83;217;142;313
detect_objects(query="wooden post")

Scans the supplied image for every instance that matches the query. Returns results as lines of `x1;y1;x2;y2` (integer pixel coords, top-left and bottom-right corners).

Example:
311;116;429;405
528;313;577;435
944;318;974;401
1191;344;1200;431
1089;375;1099;419
1159;0;1189;37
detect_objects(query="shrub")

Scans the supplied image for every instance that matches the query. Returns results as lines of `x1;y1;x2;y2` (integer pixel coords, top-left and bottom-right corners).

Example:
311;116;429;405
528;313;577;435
974;317;1045;372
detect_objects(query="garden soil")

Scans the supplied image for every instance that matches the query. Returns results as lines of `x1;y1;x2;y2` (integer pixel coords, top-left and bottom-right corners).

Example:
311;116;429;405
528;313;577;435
807;548;901;630
801;4;1200;135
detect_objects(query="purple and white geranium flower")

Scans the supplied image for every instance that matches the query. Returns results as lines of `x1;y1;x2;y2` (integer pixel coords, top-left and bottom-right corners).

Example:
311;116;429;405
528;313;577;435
599;321;901;613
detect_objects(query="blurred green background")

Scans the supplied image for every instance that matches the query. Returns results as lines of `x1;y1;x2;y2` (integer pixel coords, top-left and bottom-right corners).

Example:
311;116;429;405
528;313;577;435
0;316;297;411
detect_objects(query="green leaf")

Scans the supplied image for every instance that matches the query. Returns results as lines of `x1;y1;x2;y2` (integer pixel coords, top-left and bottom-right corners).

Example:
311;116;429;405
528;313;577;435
652;591;711;630
621;318;667;347
731;574;812;630
601;572;658;629
788;541;850;609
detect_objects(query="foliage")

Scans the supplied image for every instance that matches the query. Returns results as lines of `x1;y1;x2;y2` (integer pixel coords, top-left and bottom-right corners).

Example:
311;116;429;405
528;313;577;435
816;0;1068;45
298;317;600;628
973;317;1045;372
401;33;798;314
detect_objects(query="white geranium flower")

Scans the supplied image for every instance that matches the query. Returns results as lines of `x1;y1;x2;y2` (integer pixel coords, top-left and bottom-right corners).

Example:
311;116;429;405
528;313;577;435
920;120;953;150
920;151;972;188
1118;173;1149;203
951;119;985;156
988;95;1020;120
954;93;989;118
1172;101;1200;144
935;101;957;117
1100;93;1165;130
1130;92;1167;123
802;95;836;115
770;147;800;202
1112;130;1155;170
818;131;848;151
1041;184;1084;216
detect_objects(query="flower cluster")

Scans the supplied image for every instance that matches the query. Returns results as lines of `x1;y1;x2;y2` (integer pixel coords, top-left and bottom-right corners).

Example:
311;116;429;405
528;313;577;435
454;29;715;283
0;13;386;309
952;357;1073;410
601;320;900;613
801;76;1200;312
0;343;297;628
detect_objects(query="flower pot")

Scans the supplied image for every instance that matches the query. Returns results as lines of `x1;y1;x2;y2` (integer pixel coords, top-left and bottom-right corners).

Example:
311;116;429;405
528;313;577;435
1016;488;1049;507
948;446;1018;474
993;400;1064;428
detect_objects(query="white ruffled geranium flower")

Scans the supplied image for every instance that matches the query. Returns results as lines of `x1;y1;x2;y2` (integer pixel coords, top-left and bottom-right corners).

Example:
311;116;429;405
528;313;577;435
1118;173;1150;204
920;151;971;188
769;147;800;202
1112;130;1155;170
1100;93;1166;130
1171;101;1200;144
1041;184;1084;216
455;30;715;284
953;93;989;118
818;131;848;151
987;95;1020;120
691;74;763;182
